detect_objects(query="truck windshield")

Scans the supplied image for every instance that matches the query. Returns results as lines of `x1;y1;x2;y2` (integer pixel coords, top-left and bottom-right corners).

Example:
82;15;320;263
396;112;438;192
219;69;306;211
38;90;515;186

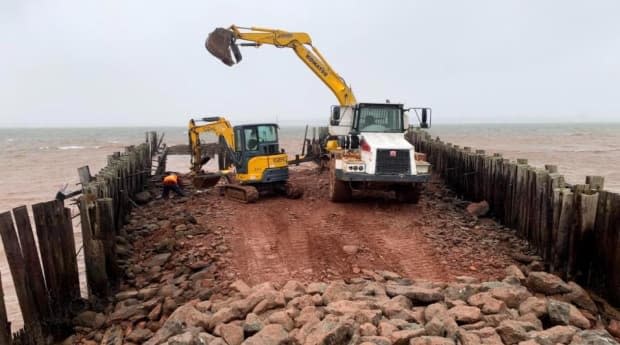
358;107;403;132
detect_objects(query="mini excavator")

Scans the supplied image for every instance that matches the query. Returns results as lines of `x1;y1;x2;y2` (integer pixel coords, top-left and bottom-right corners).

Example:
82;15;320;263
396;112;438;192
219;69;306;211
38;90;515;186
188;117;302;203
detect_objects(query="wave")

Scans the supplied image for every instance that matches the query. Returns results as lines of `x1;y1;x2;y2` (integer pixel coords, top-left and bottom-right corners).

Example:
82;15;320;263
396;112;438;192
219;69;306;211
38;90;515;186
57;145;86;150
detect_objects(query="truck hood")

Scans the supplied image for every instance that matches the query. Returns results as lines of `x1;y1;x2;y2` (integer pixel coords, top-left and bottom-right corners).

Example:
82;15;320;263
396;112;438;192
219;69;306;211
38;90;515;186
361;132;412;150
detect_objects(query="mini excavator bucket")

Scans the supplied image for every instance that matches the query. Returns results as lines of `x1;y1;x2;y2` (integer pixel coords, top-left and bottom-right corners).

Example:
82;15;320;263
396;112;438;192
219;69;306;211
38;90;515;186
205;28;242;66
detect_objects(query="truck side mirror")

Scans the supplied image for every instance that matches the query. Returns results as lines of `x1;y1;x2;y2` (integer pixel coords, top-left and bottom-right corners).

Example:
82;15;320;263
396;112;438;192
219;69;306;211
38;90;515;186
421;108;431;128
330;106;340;125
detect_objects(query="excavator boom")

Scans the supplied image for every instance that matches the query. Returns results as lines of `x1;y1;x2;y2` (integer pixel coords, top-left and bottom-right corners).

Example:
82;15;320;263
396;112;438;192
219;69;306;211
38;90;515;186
206;25;357;106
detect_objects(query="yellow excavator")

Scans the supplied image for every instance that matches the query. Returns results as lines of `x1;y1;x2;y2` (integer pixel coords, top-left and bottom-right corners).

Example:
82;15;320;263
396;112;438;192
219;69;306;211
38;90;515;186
205;26;431;203
188;116;302;203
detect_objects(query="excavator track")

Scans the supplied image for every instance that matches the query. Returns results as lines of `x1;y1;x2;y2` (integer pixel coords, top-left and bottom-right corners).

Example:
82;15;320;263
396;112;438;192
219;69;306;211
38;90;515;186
224;184;259;203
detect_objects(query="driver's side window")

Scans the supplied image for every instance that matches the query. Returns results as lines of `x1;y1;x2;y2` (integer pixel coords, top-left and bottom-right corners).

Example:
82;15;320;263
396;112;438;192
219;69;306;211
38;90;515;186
244;128;258;151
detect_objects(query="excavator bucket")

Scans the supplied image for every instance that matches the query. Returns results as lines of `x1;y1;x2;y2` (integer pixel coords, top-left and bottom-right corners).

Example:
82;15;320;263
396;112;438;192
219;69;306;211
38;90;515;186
192;172;221;189
205;28;242;66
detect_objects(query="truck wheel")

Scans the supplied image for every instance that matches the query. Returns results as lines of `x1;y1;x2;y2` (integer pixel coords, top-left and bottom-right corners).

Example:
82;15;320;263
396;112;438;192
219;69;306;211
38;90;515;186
329;162;351;202
396;184;421;204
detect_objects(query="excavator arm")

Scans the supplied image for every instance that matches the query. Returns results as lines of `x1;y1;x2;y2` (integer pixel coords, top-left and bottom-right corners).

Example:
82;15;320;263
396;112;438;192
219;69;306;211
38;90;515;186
188;117;236;173
206;25;357;106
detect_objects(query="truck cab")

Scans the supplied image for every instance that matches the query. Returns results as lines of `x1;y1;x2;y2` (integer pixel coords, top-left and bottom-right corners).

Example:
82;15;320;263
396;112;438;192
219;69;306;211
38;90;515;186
326;102;431;202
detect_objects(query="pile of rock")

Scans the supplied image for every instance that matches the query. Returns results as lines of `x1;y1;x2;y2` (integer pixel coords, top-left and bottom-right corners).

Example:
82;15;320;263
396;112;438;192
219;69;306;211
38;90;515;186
71;190;240;344
104;265;620;345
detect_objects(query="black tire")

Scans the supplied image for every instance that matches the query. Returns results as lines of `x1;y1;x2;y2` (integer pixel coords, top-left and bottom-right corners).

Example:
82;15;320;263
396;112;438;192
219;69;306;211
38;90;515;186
396;183;421;204
328;161;351;202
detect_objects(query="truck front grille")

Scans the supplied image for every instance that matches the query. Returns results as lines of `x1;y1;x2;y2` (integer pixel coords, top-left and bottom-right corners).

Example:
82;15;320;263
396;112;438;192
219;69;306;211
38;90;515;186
376;149;410;174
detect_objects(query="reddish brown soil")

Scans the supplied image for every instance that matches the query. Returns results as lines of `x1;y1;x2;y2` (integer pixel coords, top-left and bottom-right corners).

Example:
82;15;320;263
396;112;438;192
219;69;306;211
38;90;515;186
196;166;528;286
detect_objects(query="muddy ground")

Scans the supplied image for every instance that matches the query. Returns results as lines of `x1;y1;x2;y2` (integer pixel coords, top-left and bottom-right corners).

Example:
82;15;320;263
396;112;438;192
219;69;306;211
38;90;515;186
182;166;531;285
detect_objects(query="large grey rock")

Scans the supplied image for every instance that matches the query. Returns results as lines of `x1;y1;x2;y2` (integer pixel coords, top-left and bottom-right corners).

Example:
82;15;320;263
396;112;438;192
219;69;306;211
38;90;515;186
126;328;154;343
531;325;577;345
569;329;619;345
220;323;245;345
409;336;456;345
385;283;443;304
72;310;106;329
447;305;481;324
244;312;265;334
299;316;355;345
281;280;306;301
466;201;489;217
488;286;531;308
380;295;413;320
100;325;124;345
526;272;571;295
564;282;598;314
145;303;210;345
547;299;571;326
242;324;290;345
389;328;426;345
135;191;153;204
518;296;547;317
359;336;391;345
322;281;352;304
496;320;538;345
145;253;172;268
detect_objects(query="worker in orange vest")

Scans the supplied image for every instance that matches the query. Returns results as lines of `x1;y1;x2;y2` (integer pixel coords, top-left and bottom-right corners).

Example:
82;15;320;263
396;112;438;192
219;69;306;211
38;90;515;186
162;172;185;198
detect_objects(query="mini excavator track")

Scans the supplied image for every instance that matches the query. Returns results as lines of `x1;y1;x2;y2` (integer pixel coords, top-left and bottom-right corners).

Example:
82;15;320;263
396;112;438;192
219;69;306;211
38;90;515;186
223;184;259;203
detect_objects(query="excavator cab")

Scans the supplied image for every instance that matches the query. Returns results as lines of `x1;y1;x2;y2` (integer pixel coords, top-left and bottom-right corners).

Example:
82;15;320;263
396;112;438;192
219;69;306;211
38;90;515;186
232;123;285;179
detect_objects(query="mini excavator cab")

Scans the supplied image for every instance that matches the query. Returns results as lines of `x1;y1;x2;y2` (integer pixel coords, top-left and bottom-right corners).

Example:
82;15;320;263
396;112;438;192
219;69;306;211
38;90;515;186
231;123;287;182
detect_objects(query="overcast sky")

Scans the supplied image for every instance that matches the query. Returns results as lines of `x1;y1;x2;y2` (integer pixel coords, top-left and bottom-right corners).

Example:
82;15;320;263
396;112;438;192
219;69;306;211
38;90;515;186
1;0;619;127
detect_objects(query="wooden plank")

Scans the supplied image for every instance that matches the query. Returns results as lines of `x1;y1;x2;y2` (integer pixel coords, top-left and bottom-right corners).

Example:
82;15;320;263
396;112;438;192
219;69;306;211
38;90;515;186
96;198;120;287
555;189;573;278
585;175;604;191
0;268;10;345
573;192;599;284
78;196;109;298
0;212;39;329
61;207;80;300
12;206;50;320
32;200;66;316
77;166;92;186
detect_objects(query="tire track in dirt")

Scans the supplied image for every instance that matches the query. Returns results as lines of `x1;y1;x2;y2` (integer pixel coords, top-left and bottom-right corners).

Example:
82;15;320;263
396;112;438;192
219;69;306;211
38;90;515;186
224;168;449;284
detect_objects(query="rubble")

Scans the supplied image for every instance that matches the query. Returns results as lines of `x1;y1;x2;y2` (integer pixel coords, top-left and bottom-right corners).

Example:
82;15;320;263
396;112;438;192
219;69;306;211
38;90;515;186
63;169;619;345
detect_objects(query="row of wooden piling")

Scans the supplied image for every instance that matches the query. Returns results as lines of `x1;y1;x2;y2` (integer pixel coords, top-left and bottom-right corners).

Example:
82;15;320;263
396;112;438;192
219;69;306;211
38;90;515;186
0;132;161;344
406;129;620;306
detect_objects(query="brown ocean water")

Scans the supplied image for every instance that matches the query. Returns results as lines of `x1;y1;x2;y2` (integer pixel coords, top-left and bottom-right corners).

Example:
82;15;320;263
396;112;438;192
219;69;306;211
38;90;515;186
0;123;619;330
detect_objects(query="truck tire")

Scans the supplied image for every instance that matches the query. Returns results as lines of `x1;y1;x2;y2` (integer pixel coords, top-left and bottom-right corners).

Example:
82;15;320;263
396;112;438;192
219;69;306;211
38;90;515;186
329;162;351;202
396;183;421;204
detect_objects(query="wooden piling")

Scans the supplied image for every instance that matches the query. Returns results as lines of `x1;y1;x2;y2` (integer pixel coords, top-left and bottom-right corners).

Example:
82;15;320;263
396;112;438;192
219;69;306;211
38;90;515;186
0;212;39;330
406;129;620;305
79;194;109;298
12;206;49;320
96;198;120;288
32;200;79;318
0;269;10;345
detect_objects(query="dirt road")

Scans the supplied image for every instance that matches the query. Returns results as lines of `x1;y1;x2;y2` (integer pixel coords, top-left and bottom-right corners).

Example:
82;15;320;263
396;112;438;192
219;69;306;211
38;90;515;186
206;167;527;285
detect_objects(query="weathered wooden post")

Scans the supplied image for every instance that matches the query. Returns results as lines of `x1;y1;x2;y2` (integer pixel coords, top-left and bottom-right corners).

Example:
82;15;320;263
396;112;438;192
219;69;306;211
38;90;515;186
32;200;80;318
96;198;120;288
12;206;50;321
555;189;574;277
0;268;10;345
79;194;109;299
0;212;40;331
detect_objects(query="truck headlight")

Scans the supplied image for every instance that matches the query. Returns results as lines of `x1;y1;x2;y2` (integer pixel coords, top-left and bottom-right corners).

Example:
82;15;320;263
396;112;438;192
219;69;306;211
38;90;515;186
346;163;365;172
